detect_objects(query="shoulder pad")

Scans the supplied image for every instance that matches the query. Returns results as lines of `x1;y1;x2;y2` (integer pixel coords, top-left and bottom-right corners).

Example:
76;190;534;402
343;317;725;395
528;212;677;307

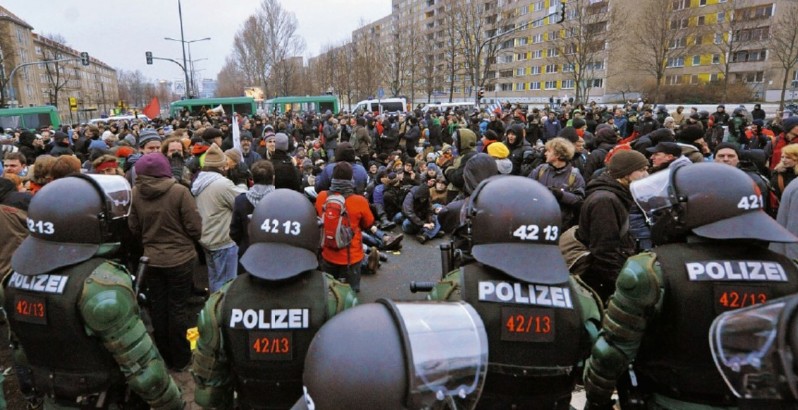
325;273;357;317
429;268;462;301
86;261;134;292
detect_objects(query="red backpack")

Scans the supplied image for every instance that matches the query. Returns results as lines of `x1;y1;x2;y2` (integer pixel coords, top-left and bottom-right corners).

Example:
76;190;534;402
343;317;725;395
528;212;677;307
322;193;354;251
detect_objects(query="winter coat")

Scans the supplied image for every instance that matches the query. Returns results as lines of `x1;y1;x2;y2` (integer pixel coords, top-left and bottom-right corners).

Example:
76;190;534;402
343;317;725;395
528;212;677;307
542;118;562;141
576;173;637;289
529;163;585;229
583;142;615;182
770;177;798;260
315;190;374;265
270;150;301;192
402;185;434;227
315;161;369;194
129;175;202;267
351;125;372;158
505;137;533;176
191;171;238;250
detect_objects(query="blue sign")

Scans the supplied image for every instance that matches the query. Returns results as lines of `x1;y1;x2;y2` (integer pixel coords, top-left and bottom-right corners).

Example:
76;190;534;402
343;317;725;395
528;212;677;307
377;87;385;99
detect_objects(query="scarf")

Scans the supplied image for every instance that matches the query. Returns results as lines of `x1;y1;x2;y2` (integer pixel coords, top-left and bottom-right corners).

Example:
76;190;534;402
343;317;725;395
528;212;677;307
330;178;354;196
246;184;275;208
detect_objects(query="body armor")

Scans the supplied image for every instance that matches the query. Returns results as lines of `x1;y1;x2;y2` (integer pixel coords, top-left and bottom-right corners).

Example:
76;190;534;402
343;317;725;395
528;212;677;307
4;258;125;399
220;271;328;409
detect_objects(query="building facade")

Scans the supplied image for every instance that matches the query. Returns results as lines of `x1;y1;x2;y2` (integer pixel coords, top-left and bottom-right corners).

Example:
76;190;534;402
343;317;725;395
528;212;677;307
0;6;119;123
313;0;794;105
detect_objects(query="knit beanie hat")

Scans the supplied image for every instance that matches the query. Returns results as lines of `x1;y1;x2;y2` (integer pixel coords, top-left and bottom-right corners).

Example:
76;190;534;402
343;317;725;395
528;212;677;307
274;133;289;151
608;150;649;179
203;127;223;142
486;142;510;159
224;148;242;165
783;116;798;134
134;153;173;178
138;129;161;148
204;143;227;168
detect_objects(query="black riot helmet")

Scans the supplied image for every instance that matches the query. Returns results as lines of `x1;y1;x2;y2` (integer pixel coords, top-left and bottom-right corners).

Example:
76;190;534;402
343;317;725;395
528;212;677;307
303;300;488;410
466;175;569;284
12;174;132;276
631;162;797;244
240;189;320;280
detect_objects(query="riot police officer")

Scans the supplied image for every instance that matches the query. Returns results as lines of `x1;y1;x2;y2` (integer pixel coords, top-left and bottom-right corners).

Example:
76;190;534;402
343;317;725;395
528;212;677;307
191;189;358;409
300;300;489;410
4;174;183;409
427;175;602;409
710;293;798;408
583;162;798;410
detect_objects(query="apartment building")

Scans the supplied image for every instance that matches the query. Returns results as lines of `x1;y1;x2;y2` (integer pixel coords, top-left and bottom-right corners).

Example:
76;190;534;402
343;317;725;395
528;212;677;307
0;6;119;122
318;0;792;105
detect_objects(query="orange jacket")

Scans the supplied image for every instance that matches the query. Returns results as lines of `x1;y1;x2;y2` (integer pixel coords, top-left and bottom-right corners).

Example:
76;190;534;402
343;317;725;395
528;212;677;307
315;190;374;265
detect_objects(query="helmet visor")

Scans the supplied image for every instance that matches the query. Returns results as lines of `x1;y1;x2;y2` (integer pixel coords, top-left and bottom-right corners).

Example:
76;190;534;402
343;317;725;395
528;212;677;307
86;174;131;219
388;300;488;409
709;298;797;400
630;169;674;222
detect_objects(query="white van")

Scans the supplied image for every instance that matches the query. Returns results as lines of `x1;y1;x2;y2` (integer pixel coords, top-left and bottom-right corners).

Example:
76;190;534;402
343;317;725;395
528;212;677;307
421;102;477;114
353;98;407;115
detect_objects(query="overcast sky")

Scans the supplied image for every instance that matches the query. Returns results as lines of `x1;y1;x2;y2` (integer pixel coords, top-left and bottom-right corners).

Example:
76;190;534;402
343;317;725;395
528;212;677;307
4;0;391;84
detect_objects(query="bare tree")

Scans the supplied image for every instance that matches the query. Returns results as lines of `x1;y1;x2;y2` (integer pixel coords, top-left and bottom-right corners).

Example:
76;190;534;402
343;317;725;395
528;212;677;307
0;25;19;107
333;42;356;109
232;16;269;95
39;44;76;108
628;0;702;104
439;1;464;102
552;0;620;103
420;34;442;103
449;0;518;104
709;1;770;103
385;22;408;98
259;0;305;97
117;70;148;108
768;1;798;111
352;19;383;101
216;57;247;97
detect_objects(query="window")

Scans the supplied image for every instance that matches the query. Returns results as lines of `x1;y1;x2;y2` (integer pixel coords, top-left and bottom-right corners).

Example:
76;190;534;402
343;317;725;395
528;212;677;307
515;82;527;91
717;11;725;22
669;37;687;49
545;64;558;73
516;67;526;76
697;16;705;26
519;6;528;16
710;73;720;82
547;48;558;57
530;81;541;90
590;79;604;88
544;80;557;89
532;50;542;59
693;55;701;66
672;0;688;10
699;0;707;6
530;66;541;75
500;83;513;91
532;19;543;28
564;44;577;55
533;33;543;43
500;54;514;63
666;75;683;85
587;60;605;71
715;33;723;44
516;52;528;61
732;49;767;63
533;1;544;11
666;57;685;67
516;37;528;46
695;35;703;45
499;70;514;78
563;63;575;73
562;79;575;89
712;54;721;64
738;71;764;83
670;18;688;30
691;75;700;85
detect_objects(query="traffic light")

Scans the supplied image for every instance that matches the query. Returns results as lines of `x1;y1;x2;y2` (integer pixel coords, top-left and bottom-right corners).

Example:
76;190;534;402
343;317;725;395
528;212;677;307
80;52;89;66
146;51;153;65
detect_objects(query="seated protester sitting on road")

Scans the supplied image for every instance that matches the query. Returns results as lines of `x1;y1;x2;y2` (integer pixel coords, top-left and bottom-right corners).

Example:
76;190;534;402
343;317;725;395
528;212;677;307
577;149;649;302
315;142;369;194
230;160;275;259
430;175;449;206
420;162;442;185
401;184;442;244
487;141;513;175
438;153;499;235
383;171;409;225
400;158;420;186
315;161;375;293
771;144;798;200
529;137;585;230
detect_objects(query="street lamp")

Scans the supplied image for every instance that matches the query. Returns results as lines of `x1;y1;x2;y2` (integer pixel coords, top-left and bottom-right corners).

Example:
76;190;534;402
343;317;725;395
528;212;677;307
190;58;208;96
164;36;210;99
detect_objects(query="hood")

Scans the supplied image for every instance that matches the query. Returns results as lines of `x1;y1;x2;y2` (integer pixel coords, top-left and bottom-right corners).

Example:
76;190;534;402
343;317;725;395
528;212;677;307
648;128;675;144
456;128;477;154
19;131;36;148
463;153;498;195
585;172;634;208
136;175;177;200
191;171;225;196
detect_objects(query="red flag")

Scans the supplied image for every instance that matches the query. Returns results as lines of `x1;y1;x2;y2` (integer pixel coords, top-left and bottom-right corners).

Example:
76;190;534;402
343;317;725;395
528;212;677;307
142;97;160;120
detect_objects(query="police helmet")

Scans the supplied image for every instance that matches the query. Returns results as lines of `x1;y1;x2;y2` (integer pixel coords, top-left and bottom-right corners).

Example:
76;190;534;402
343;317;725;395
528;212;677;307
631;162;796;243
12;174;132;276
466;175;569;284
303;300;488;410
240;189;320;280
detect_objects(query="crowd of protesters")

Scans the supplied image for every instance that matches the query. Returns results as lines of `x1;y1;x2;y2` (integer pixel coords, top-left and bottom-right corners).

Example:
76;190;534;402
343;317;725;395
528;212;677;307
2;98;798;377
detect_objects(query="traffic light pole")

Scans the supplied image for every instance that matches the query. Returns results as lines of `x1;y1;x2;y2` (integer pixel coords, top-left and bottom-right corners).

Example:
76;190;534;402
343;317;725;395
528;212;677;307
147;54;189;100
5;56;86;107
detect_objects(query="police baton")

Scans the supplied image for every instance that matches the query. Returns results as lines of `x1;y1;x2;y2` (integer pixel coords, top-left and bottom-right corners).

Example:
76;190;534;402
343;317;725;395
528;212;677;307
134;256;149;305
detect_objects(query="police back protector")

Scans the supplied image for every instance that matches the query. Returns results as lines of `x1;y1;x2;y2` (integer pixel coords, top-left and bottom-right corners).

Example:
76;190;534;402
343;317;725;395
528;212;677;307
636;242;798;405
221;270;327;409
3;258;125;398
461;263;586;401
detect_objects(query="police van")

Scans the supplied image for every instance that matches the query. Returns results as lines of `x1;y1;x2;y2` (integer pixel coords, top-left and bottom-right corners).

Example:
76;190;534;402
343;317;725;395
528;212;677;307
353;97;407;115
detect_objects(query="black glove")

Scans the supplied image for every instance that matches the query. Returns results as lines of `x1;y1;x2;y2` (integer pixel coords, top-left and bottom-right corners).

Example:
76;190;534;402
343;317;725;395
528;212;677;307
549;187;564;200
